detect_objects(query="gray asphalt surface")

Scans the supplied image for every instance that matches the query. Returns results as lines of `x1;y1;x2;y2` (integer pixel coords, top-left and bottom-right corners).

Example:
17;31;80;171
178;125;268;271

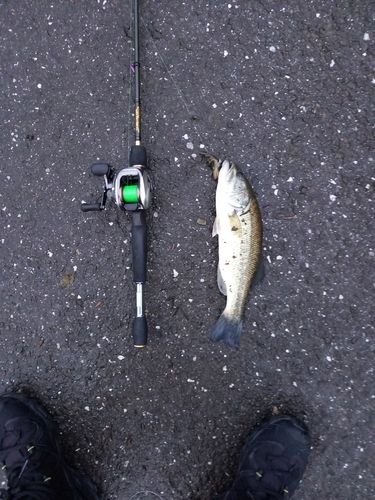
1;1;375;499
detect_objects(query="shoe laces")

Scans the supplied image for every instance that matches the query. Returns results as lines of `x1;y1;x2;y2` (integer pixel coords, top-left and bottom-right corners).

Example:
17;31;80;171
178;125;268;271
0;431;59;500
236;442;302;500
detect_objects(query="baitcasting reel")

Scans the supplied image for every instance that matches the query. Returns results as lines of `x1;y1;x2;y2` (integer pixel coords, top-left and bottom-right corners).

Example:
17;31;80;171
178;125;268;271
81;146;151;214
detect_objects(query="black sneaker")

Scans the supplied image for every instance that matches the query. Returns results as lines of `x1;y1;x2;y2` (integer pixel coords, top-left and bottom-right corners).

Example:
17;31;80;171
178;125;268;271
0;392;102;500
215;414;311;500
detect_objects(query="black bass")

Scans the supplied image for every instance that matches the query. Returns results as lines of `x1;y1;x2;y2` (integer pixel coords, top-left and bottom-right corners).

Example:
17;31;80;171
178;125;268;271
202;153;264;348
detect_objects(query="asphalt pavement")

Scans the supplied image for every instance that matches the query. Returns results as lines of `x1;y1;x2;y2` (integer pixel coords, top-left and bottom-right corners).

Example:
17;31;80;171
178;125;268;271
1;1;374;499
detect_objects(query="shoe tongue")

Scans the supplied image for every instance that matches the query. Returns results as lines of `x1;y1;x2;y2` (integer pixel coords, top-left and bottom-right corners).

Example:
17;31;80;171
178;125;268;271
2;419;38;467
1;418;46;475
4;419;37;443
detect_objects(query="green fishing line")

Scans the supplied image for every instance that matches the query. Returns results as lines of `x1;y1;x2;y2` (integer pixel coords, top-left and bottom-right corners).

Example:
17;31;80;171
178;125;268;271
123;185;139;203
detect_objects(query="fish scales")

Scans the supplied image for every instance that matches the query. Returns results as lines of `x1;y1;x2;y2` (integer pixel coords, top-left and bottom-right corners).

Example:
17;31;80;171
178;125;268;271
220;198;262;319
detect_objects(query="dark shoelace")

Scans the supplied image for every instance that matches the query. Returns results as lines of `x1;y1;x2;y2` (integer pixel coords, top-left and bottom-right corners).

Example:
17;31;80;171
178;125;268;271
232;443;303;500
0;442;59;500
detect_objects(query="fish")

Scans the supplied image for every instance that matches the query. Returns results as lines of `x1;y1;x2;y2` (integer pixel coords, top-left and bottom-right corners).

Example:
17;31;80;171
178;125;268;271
201;153;264;348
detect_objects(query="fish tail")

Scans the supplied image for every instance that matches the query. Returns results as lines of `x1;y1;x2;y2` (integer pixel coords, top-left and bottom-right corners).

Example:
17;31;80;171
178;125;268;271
210;312;243;348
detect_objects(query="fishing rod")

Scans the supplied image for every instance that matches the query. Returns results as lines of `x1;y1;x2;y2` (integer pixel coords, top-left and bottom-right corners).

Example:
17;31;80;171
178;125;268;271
81;0;151;348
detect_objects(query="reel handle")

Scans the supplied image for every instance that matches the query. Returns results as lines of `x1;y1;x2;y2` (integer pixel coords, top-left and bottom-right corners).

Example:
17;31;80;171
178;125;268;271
81;202;102;212
132;210;148;347
91;163;110;176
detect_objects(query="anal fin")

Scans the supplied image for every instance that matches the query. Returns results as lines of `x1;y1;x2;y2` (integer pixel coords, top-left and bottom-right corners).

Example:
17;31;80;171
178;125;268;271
251;252;265;290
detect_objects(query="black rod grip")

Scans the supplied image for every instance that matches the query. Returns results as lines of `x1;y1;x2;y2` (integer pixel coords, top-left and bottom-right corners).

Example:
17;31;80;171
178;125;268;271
133;316;147;348
81;203;101;212
129;145;147;167
132;210;147;283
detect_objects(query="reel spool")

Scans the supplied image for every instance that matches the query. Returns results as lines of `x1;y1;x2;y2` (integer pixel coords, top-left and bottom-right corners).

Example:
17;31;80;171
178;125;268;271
114;164;151;212
123;185;139;203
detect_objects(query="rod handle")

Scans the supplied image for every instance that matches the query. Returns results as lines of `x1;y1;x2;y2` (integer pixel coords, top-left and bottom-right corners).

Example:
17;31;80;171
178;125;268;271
132;210;147;283
129;145;147;167
133;315;148;348
131;211;148;347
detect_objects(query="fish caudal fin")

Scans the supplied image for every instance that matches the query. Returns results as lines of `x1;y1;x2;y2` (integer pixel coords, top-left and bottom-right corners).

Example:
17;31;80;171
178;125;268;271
210;313;243;348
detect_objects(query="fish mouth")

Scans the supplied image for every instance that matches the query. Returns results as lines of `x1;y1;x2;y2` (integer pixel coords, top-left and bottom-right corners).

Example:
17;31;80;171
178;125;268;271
220;160;234;176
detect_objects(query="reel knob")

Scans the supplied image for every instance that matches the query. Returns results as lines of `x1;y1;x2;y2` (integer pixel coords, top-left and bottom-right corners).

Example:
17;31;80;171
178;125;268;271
91;163;110;176
81;203;102;212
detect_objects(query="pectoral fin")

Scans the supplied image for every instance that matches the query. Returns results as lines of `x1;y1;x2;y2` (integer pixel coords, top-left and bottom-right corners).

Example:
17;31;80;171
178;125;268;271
212;216;221;237
228;213;242;237
217;266;227;296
